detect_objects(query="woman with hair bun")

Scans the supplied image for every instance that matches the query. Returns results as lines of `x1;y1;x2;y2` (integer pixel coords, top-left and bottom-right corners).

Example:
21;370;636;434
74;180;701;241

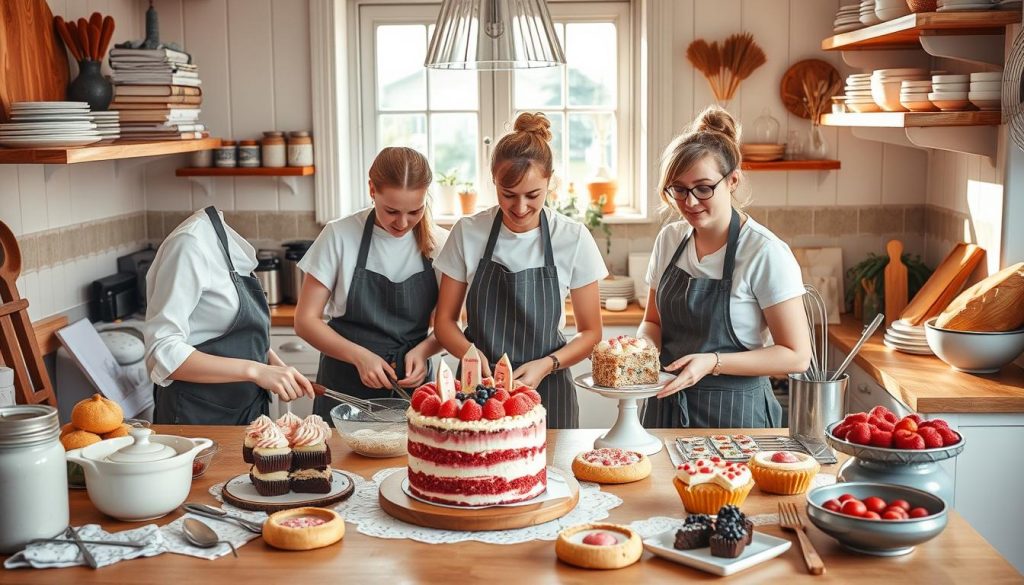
639;106;811;428
295;146;449;423
433;112;606;428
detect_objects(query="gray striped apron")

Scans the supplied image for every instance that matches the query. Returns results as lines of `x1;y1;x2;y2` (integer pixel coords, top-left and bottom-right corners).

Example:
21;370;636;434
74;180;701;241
153;206;271;425
313;210;438;423
464;210;578;429
642;209;782;429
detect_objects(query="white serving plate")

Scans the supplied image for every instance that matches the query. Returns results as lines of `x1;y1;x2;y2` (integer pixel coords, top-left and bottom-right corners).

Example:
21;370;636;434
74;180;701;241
12;101;89;109
891;319;927;334
884;332;931;348
0;121;97;130
883;338;934;355
0;136;102;147
574;371;674;397
222;469;353;506
0;130;100;138
10;114;95;122
643;527;792;577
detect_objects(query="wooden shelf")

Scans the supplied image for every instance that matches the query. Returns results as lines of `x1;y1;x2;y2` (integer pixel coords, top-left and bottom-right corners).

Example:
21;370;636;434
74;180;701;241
0;138;221;165
821;111;1001;128
741;160;840;171
822;11;1020;51
176;166;315;177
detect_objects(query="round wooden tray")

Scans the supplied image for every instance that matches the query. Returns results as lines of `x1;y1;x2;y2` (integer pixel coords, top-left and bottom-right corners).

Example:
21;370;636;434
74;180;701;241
780;58;842;119
222;469;356;512
379;467;580;531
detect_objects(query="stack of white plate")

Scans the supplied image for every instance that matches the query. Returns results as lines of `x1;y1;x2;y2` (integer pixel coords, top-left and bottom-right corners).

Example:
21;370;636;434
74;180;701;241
90;111;121;141
929;74;971;111
834;3;863;33
598;275;635;304
969;71;1002;111
872;68;929;112
937;0;996;10
884;319;933;355
844;73;880;113
2;102;101;148
740;143;785;162
900;80;936;111
875;0;912;20
859;0;882;25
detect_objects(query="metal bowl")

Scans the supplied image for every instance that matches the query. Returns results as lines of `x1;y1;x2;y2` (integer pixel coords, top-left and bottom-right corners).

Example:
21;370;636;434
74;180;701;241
924;318;1024;374
824;421;965;464
330;399;409;458
806;482;948;556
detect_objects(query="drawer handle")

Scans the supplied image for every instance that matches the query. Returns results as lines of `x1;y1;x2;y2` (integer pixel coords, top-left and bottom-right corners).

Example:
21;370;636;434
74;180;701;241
857;384;871;395
279;341;309;352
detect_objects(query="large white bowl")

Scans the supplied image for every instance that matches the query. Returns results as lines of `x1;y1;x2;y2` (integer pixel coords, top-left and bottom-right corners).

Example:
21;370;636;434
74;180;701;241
924;317;1024;373
872;78;907;111
969;80;1001;92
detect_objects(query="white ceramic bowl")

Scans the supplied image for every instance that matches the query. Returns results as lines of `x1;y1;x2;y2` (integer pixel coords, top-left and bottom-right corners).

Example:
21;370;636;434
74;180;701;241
969;80;1001;92
933;74;970;83
872;79;907;111
969;97;1001;110
932;83;969;93
901;99;939;112
875;68;929;76
928;98;971;111
924;318;1024;373
970;71;1002;82
901;80;932;88
928;91;968;100
848;101;884;113
968;90;1001;100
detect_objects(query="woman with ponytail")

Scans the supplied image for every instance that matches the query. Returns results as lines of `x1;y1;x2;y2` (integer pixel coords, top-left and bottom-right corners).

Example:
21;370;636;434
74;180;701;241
295;147;449;422
433;113;607;429
639;106;811;428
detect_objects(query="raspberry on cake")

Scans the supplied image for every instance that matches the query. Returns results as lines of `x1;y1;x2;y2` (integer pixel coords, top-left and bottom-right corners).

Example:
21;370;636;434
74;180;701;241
591;336;660;387
406;349;548;506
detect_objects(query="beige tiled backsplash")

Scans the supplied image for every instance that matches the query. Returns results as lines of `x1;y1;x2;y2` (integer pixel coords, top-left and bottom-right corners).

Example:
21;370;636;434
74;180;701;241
16;212;147;273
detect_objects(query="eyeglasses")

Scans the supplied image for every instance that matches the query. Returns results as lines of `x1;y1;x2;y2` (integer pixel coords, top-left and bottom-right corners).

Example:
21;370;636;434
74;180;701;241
663;168;735;201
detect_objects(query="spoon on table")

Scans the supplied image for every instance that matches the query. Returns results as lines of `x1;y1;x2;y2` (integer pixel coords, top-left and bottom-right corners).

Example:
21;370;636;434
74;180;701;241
182;503;264;533
182;518;238;558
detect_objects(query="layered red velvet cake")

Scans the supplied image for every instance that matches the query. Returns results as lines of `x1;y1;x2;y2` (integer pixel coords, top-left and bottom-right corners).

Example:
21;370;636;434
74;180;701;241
406;351;547;506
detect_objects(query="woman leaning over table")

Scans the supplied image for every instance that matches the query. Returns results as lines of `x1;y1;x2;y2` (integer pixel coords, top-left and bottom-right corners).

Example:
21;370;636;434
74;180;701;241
639;106;811;429
433;112;606;429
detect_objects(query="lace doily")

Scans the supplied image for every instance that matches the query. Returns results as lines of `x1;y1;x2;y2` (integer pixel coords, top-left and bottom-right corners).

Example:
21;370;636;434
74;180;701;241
341;467;623;544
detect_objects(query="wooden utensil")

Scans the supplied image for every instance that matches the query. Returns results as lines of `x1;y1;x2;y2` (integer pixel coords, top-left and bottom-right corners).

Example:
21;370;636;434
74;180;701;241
53;16;82;61
76;18;91;60
89;24;101;63
778;501;825;576
884;240;908;328
98;16;115;61
901;243;985;325
0;0;70;121
89;12;103;35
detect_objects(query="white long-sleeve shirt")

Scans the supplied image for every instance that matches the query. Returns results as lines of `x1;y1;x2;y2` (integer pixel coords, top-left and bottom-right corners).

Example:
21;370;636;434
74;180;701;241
144;208;258;386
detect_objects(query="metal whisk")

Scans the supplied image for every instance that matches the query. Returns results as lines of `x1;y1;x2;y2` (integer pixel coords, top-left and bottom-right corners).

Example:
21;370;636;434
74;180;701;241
802;284;829;381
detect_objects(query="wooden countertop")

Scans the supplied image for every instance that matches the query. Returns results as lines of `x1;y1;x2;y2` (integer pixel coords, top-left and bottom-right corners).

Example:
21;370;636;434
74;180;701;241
270;301;647;329
12;426;1019;583
829;315;1024;414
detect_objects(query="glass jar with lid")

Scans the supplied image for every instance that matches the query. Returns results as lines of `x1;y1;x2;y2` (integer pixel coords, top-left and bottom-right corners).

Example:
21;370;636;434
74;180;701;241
751;107;781;144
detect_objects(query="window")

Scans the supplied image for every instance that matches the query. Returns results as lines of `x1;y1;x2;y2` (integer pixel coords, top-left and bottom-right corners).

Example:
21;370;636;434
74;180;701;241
357;2;635;219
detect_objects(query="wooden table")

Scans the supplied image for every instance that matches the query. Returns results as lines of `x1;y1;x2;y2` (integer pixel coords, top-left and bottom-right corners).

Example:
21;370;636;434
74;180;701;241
7;427;1020;583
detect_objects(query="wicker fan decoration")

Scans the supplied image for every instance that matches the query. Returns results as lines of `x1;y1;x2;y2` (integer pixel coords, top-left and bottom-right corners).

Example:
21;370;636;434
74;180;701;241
686;33;767;102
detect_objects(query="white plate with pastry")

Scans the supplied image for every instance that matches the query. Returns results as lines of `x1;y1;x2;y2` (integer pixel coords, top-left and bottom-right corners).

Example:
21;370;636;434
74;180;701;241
643;525;791;576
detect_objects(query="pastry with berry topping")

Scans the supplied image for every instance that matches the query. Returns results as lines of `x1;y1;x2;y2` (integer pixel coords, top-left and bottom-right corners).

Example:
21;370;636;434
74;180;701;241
748;450;820;495
716;504;753;545
673;515;714;550
406;352;547;506
571;448;652;484
709;516;748;559
591;336;660;387
672;456;754;514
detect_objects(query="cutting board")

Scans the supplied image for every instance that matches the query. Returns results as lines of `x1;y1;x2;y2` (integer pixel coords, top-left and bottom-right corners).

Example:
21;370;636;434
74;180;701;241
901;243;985;326
0;0;70;122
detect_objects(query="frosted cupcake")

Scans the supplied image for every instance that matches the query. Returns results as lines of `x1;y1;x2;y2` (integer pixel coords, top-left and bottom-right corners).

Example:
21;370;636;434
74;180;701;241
672;457;754;515
243;415;275;463
290;415;332;470
252;424;292;496
748;451;820;495
276;411;303;444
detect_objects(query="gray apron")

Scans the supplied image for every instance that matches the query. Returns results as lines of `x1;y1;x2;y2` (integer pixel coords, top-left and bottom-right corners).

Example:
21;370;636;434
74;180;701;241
313;210;438;423
643;209;782;429
153;206;271;425
464;210;577;429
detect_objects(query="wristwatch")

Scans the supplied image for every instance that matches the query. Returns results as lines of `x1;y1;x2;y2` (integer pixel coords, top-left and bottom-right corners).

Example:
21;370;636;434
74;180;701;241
548;354;561;373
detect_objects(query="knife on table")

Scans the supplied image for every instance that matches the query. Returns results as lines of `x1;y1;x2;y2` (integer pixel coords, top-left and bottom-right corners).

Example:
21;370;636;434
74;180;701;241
67;525;98;569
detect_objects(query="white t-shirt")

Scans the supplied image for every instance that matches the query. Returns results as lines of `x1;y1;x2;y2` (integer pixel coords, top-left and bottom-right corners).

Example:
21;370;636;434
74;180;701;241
645;216;805;350
298;207;450;318
435;206;609;329
144;208;259;387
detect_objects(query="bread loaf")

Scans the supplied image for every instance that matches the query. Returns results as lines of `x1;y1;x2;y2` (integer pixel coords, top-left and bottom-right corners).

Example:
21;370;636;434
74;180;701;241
935;263;1024;331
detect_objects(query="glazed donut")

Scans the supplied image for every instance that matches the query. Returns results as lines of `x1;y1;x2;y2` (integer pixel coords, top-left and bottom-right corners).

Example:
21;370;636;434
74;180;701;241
571;448;651;484
262;507;345;551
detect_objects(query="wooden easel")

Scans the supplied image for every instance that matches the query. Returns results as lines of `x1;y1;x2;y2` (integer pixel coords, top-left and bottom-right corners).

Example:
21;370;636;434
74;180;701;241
0;220;56;406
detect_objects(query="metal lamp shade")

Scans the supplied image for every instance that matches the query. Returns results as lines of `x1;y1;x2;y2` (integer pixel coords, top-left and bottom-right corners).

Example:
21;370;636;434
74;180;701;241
425;0;565;70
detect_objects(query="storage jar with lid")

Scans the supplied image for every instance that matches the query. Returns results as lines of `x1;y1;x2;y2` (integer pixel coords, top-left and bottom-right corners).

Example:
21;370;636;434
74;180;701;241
215;140;238;168
0;405;69;553
262;131;286;168
282;240;314;304
238;140;261;168
752;107;781;144
255;250;282;306
287;131;314;167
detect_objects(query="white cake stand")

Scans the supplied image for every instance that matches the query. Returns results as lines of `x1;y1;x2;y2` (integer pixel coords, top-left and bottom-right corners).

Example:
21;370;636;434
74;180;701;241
573;372;675;456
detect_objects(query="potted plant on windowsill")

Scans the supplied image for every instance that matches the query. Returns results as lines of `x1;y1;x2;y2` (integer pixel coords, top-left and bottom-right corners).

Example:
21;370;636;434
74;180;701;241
436;170;460;216
457;182;477;216
547;182;612;257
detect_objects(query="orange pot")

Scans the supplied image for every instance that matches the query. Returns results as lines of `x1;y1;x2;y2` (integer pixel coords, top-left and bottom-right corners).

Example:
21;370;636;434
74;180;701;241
458;191;477;215
587;180;617;214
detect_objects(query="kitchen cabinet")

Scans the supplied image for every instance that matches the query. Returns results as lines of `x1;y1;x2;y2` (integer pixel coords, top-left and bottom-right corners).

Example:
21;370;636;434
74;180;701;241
269;327;318;419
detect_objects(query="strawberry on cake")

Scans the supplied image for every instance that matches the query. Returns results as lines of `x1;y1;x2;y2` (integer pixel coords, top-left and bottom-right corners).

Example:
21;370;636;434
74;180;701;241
591;336;660;387
406;352;547;506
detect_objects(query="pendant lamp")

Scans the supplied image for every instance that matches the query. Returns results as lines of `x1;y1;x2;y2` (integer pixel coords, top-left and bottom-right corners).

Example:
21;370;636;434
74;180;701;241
425;0;565;70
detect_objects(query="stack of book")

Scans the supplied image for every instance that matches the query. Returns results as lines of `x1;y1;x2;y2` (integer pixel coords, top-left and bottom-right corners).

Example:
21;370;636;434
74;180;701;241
108;47;207;140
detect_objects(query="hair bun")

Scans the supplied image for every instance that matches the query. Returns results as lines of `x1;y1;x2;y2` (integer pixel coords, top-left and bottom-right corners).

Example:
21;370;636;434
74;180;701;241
513;112;553;143
695;106;739;142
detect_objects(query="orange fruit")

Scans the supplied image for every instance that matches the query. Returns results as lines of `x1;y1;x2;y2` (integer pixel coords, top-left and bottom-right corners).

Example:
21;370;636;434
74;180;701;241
71;394;123;434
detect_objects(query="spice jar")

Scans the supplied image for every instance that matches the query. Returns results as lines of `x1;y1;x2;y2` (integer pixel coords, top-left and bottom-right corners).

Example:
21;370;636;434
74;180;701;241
0;405;69;553
238;140;261;168
215;140;238;168
262;131;286;168
287;131;314;167
190;148;213;168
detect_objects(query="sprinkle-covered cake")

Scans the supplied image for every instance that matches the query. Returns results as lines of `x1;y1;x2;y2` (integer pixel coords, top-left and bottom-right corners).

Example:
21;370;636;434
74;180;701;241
591;336;660;387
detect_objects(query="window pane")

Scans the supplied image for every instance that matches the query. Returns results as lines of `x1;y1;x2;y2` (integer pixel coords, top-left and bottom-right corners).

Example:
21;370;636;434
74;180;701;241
379;113;427;154
377;25;427;111
567;112;616;184
430;113;479;190
566;23;616;107
513;24;564;108
429;70;479;110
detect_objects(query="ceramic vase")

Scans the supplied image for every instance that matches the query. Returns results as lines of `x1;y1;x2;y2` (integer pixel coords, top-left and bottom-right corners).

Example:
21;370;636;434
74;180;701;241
68;61;113;111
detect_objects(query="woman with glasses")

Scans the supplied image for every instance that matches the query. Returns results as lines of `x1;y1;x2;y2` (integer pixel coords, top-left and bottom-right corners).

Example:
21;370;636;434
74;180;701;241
639;106;811;428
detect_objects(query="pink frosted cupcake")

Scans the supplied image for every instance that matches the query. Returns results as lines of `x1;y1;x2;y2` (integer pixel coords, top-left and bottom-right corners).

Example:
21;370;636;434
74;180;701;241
252;424;292;496
243;415;275;463
291;415;333;470
276;412;303;444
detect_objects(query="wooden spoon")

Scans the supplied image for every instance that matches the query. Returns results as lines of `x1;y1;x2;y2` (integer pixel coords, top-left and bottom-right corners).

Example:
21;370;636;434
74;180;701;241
98;16;115;61
89;12;103;34
53;16;82;61
66;20;82;60
89;24;101;62
76;18;91;60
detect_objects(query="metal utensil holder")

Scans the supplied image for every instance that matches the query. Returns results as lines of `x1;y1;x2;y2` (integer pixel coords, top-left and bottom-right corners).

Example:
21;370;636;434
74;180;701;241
789;372;848;449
